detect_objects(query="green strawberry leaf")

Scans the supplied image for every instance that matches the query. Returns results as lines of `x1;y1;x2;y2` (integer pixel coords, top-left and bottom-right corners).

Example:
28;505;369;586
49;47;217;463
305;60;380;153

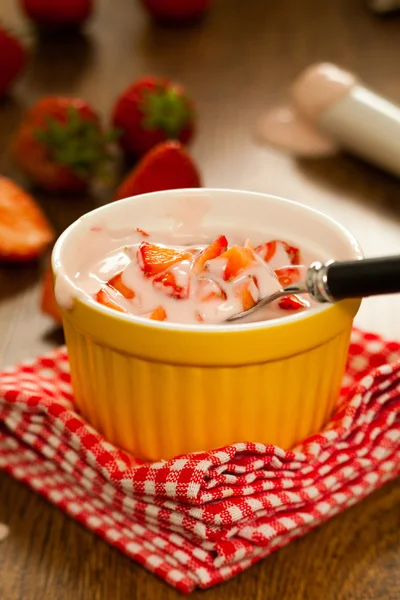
141;86;193;138
34;107;121;181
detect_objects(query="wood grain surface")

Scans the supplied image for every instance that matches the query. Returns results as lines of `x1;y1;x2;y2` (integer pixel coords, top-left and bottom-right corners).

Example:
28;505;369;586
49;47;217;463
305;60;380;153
1;0;400;598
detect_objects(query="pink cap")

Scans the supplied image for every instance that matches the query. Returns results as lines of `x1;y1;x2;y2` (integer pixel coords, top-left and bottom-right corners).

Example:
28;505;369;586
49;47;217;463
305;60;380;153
291;63;358;119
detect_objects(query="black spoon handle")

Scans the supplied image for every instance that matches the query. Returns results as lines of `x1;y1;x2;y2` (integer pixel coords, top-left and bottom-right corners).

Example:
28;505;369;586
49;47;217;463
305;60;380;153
307;255;400;302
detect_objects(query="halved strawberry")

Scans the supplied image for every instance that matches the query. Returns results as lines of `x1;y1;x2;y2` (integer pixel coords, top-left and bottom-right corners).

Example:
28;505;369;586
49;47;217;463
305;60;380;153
95;287;127;313
235;276;259;311
219;246;255;281
153;269;190;299
40;266;62;324
197;278;227;302
137;241;191;276
0;176;54;262
148;306;167;321
255;240;301;265
193;235;228;273
279;295;308;310
108;272;135;299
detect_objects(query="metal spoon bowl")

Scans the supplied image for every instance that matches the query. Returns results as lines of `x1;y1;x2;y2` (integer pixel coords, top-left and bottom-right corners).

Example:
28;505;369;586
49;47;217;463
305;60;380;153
226;255;400;323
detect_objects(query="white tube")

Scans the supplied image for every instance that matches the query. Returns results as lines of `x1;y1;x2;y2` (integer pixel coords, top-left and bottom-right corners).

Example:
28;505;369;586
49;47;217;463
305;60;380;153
318;85;400;177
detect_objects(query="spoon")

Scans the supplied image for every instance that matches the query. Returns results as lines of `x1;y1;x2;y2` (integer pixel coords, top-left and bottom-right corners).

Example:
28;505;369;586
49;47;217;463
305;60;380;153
227;255;400;322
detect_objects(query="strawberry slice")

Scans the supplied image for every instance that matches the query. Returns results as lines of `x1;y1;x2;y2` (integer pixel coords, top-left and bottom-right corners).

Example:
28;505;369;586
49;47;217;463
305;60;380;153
279;295;308;310
219;246;255;281
95;287;128;313
0;176;54;261
197;278;227;302
255;240;277;262
244;239;256;253
108;272;135;299
255;240;301;265
40;266;62;324
235;276;259;311
148;306;167;321
137;241;191;276
193;235;228;273
153;269;190;299
274;266;304;288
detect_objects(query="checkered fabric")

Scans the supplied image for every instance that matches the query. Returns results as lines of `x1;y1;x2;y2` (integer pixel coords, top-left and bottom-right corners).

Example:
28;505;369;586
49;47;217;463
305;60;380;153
0;329;399;593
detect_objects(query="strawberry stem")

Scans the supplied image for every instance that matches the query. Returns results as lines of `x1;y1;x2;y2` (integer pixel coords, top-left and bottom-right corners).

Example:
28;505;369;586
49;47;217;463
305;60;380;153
141;86;193;138
34;107;120;180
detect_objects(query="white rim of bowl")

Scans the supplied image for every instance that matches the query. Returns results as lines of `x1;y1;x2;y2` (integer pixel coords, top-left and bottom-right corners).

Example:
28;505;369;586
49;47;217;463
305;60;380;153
52;188;364;334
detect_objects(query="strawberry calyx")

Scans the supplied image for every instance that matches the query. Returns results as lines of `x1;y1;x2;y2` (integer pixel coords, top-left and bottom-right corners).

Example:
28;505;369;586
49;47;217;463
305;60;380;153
34;107;119;180
141;85;193;138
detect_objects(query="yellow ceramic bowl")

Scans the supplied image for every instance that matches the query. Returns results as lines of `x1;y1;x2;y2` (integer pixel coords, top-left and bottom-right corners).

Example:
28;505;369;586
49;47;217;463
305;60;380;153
52;189;363;461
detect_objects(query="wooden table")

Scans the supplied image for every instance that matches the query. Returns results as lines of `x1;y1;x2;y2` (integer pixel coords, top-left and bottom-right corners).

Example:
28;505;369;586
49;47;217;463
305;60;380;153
1;0;400;598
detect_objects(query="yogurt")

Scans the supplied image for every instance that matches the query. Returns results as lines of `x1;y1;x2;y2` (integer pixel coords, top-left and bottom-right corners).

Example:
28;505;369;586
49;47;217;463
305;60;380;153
67;226;312;325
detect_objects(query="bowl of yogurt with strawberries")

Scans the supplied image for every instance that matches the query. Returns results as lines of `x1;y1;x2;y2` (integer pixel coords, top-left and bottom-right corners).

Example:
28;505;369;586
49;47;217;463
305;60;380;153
52;188;363;461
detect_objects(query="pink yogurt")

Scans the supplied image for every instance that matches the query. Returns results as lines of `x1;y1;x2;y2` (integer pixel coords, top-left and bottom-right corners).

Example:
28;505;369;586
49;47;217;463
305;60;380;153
69;227;311;325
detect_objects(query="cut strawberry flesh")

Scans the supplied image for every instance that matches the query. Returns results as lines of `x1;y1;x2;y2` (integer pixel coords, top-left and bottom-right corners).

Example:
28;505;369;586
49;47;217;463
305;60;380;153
108;272;135;299
255;240;301;266
278;295;308;310
137;241;191;276
219;245;255;281
244;239;256;253
96;287;127;313
148;306;167;321
193;235;228;273
274;266;303;288
197;278;227;302
153;269;190;299
235;276;259;311
255;240;277;263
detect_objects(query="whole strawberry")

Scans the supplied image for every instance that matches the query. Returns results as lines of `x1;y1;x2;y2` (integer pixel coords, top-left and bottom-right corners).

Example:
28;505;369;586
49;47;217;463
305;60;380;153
11;97;116;193
0;25;26;98
114;140;201;200
140;0;213;24
112;76;195;159
18;0;93;28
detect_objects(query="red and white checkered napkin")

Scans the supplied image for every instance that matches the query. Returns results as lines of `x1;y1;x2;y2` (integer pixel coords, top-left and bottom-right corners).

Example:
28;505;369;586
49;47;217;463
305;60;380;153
0;329;400;593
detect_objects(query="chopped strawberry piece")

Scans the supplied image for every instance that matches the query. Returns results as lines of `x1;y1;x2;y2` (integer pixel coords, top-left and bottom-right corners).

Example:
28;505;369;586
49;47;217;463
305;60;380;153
197;278;227;302
255;240;301;265
219;246;255;281
274;266;303;288
255;240;277;262
136;227;149;236
244;239;256;253
193;235;228;273
148;306;167;321
286;244;301;265
95;287;128;313
137;241;191;276
279;295;308;310
108;272;135;299
235;276;259;311
153;270;190;299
